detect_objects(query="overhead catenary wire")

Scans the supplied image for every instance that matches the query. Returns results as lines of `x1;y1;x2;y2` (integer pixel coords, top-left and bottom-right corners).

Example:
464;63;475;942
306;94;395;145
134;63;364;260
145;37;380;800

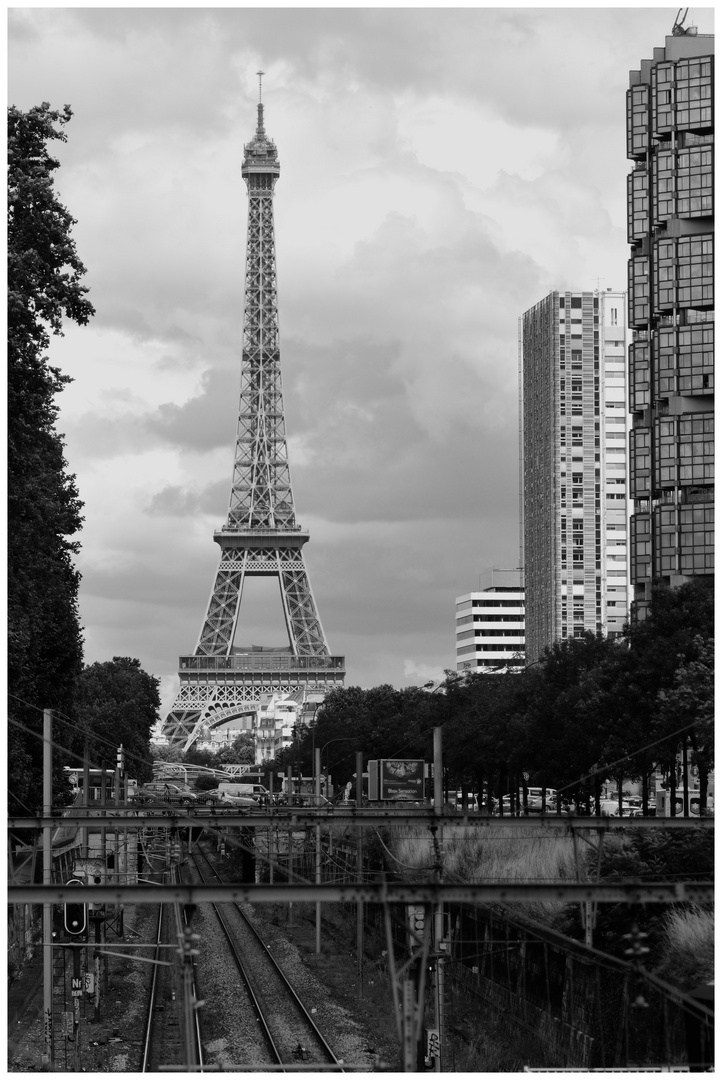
8;692;157;775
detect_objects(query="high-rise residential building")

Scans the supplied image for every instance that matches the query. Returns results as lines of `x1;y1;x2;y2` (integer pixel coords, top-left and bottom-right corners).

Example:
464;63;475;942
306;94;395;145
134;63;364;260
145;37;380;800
455;568;525;674
521;290;629;664
626;27;714;614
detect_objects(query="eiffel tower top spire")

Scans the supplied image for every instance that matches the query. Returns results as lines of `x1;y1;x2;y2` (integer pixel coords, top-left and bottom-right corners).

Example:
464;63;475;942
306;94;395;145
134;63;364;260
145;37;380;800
256;70;265;135
243;71;279;172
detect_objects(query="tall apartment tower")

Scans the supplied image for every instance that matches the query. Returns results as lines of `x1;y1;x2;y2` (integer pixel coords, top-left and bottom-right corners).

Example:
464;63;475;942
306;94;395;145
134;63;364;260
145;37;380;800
521;290;629;664
163;90;344;750
455;568;525;674
627;28;714;614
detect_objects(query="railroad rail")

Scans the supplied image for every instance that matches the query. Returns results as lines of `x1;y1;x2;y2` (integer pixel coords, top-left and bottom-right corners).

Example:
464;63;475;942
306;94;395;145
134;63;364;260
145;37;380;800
140;888;204;1071
187;842;344;1070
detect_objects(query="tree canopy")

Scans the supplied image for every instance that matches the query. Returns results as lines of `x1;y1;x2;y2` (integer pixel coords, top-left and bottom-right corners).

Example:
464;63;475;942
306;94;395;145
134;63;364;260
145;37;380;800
73;658;161;785
273;582;713;807
8;102;95;814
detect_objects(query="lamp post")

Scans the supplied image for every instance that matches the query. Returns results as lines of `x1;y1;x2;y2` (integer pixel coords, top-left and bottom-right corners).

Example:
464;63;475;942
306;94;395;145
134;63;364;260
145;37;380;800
308;704;320;790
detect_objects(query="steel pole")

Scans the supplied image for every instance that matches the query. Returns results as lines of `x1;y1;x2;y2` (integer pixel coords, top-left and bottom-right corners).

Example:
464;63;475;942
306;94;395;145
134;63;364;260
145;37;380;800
315;748;321;953
356;750;364;999
433;726;444;1072
100;760;108;992
82;743;89;857
287;763;294;926
42;709;54;1071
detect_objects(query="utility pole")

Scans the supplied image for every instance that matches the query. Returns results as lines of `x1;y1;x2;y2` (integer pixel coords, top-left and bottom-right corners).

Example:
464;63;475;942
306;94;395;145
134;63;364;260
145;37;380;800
315;748;322;953
356;750;364;999
117;745;126;936
81;742;89;857
42;709;54;1071
99;760;108;992
287;765;294;926
432;726;445;1072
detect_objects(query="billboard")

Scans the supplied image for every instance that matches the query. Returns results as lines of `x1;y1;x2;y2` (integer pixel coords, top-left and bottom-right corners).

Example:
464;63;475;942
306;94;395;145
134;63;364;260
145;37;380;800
379;759;424;801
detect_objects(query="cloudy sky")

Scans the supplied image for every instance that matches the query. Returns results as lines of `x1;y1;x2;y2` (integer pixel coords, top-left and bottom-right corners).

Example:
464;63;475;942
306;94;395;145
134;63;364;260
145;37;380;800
8;5;714;716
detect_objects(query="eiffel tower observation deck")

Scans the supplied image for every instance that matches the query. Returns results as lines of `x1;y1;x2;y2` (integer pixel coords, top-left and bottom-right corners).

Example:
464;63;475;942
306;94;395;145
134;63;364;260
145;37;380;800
163;80;345;750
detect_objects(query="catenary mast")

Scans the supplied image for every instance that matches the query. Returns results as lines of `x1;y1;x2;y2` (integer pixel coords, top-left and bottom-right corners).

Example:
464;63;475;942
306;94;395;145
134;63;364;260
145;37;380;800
163;77;345;750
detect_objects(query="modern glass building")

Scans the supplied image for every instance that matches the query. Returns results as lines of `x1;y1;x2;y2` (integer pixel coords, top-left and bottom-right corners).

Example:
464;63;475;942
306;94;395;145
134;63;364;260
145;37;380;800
627;29;714;614
521;290;629;664
455;568;525;674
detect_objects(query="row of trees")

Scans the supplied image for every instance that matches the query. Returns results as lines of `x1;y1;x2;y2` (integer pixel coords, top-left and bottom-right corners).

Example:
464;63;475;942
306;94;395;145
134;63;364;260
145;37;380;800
8;104;160;814
276;581;713;809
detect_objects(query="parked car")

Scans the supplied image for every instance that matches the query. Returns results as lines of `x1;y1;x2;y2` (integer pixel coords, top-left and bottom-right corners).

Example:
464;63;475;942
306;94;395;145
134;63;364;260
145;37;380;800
194;789;231;806
138;782;197;804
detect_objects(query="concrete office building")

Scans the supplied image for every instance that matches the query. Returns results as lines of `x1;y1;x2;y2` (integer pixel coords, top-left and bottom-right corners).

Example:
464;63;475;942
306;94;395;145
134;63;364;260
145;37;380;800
627;27;714;613
455;568;525;674
521;290;629;664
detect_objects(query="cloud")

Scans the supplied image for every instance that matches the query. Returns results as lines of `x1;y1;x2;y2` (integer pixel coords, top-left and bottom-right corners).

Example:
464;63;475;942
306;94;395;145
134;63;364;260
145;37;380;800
145;369;238;452
147;481;228;518
10;5;708;697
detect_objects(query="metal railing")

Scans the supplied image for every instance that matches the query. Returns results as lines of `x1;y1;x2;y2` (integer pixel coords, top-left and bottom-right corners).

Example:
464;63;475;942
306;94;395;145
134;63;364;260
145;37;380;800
179;654;345;672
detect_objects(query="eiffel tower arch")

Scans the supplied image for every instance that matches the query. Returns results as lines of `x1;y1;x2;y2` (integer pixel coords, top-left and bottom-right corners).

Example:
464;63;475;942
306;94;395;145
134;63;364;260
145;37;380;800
163;83;345;750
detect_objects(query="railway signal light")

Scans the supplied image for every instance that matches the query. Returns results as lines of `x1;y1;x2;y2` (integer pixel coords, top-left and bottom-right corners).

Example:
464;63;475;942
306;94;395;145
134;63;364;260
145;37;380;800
64;880;87;937
407;904;426;950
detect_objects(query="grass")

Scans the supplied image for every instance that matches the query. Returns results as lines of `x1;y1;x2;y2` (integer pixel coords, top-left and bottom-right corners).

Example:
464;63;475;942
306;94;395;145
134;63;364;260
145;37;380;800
382;822;584;920
383;824;714;991
654;905;714;990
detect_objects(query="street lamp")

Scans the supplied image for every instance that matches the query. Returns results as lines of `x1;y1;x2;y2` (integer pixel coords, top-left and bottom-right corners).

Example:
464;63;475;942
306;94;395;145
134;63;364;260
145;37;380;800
308;704;321;785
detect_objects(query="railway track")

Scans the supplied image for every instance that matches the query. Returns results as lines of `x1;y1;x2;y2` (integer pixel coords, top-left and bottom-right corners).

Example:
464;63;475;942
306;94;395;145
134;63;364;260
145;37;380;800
141;885;204;1072
188;842;344;1070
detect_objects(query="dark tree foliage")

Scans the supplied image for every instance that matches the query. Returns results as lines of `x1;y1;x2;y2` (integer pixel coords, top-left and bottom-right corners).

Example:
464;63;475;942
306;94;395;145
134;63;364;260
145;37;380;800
212;733;255;766
523;632;622;799
277;583;713;810
581;582;714;800
8;102;95;814
195;773;221;791
279;684;435;785
558;827;714;958
73;658;160;785
182;746;217;769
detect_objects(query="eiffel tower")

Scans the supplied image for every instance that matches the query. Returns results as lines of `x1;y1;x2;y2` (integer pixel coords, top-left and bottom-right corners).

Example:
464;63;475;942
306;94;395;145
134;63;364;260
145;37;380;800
163;79;345;750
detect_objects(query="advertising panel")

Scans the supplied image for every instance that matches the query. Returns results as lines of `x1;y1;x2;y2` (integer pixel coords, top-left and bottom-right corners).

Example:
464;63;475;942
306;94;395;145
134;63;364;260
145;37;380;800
380;759;424;801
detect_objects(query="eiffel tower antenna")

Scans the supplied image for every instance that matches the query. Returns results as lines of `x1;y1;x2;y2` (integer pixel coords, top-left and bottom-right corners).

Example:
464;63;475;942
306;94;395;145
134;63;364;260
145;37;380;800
163;88;345;751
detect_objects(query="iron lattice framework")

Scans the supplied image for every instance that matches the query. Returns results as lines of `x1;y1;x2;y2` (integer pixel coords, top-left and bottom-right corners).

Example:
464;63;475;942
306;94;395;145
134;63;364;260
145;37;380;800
163;95;344;749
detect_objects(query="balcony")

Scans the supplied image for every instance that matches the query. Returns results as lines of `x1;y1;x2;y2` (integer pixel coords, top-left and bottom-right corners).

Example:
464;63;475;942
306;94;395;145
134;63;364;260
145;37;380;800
179;654;345;672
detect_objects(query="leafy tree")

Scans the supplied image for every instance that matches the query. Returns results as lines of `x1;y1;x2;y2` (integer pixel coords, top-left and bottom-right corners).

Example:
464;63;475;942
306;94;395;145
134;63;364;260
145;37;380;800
587;583;714;809
285;684;436;786
151;743;185;764
8;102;94;813
212;732;255;766
523;633;622;805
656;636;714;808
73;657;160;785
182;745;217;769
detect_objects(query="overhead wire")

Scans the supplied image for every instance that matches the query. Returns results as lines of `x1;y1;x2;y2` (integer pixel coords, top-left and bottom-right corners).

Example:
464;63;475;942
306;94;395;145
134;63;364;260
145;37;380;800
8;692;158;774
